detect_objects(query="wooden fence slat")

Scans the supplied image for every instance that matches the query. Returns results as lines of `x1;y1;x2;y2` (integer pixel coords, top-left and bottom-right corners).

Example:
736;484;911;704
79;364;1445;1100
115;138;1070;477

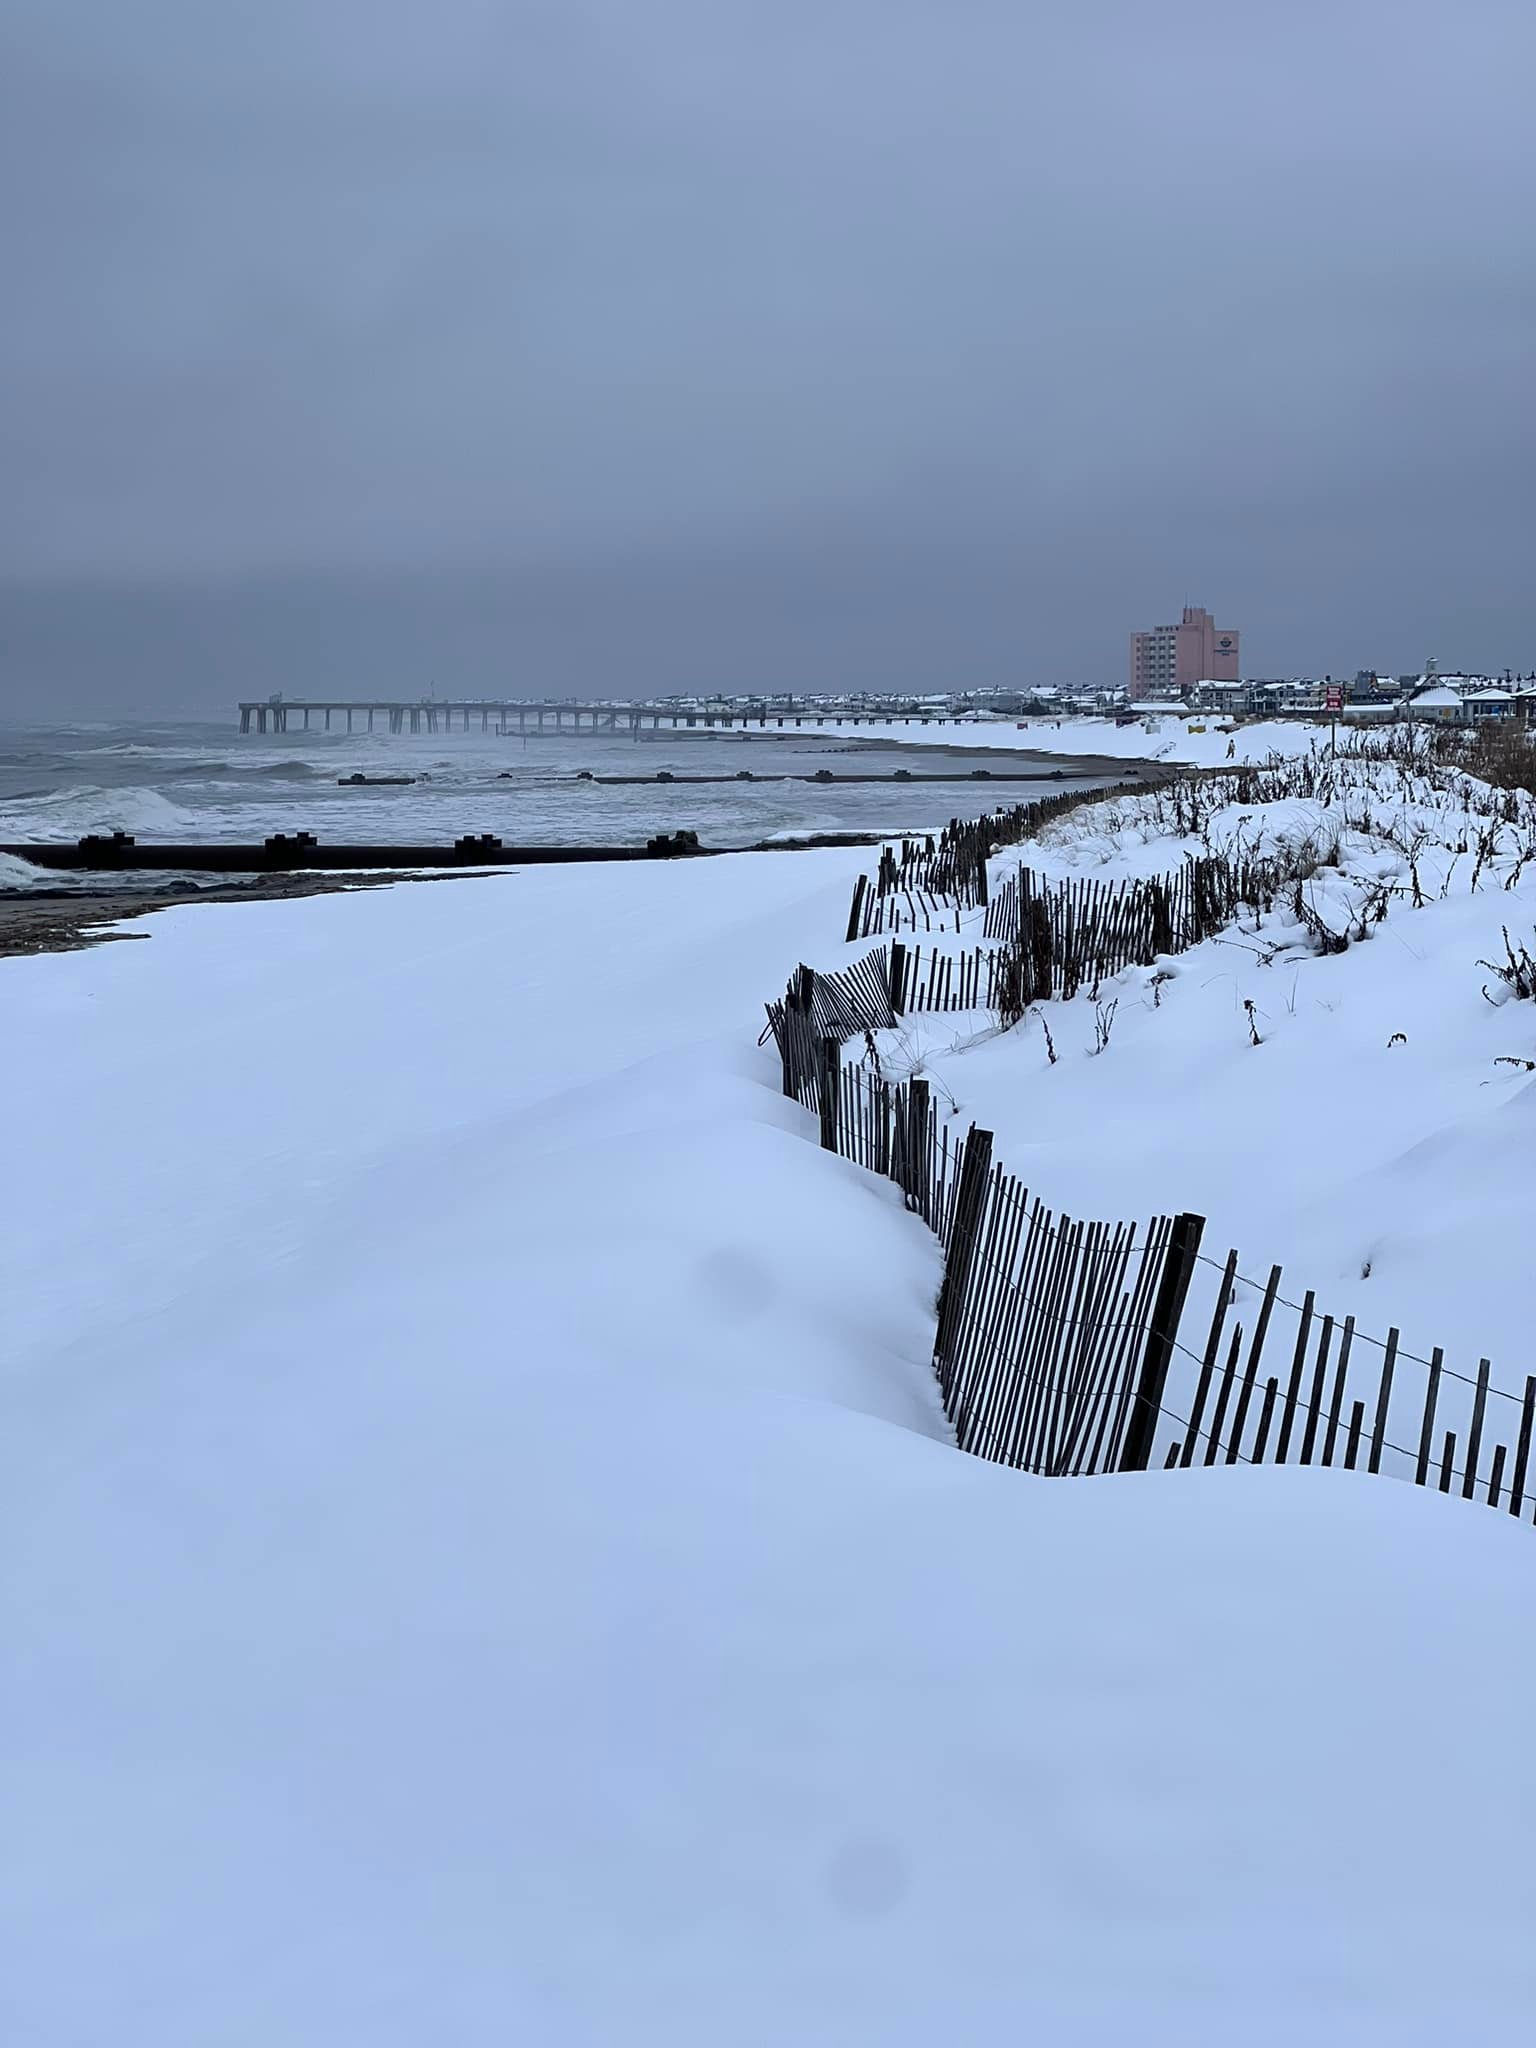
1013;1211;1084;1472
1033;1220;1094;1472
1462;1359;1490;1501
1277;1286;1318;1466
1509;1377;1535;1518
1223;1335;1262;1466
1250;1376;1280;1461
1321;1319;1353;1467
1044;1220;1116;1475
1059;1221;1138;1475
817;1036;840;1152
1097;1218;1177;1475
1119;1212;1205;1472
933;1128;996;1383
1069;1218;1141;1476
1037;1219;1092;1474
1415;1347;1445;1488
988;1194;1058;1463
1178;1249;1238;1469
971;1192;1040;1458
972;1175;1035;1455
1062;1219;1142;1471
1203;1323;1246;1467
1299;1314;1334;1465
1368;1329;1398;1475
1487;1443;1507;1509
1025;1208;1104;1471
845;874;867;943
946;1165;1016;1437
1344;1400;1366;1470
1218;1266;1281;1464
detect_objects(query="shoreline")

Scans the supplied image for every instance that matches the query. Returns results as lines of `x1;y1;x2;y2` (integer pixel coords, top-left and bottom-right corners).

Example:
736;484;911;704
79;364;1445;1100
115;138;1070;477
0;867;494;961
0;742;1162;959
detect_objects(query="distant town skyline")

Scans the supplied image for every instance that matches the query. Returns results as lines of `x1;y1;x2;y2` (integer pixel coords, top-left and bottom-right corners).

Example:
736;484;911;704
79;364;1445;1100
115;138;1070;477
2;563;1531;719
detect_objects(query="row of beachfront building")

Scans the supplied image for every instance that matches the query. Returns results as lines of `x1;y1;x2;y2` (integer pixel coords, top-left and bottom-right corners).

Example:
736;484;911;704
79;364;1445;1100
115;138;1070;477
1169;673;1535;724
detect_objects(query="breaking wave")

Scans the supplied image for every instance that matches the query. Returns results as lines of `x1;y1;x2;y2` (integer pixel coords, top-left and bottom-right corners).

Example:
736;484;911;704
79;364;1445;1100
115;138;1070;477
0;784;207;840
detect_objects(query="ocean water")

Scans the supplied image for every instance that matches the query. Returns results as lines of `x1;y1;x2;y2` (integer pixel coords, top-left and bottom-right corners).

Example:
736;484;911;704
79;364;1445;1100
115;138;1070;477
0;717;1105;891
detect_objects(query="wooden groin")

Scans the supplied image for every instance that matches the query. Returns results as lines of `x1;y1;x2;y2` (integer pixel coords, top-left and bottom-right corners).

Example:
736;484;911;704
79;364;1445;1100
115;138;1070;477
1;831;711;873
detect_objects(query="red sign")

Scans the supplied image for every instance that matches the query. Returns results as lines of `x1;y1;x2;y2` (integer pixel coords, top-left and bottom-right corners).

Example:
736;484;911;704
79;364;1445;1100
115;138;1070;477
1324;686;1344;712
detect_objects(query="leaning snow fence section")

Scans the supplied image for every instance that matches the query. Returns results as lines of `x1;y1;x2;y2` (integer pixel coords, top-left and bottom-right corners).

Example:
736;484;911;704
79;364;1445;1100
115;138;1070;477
766;896;1536;1529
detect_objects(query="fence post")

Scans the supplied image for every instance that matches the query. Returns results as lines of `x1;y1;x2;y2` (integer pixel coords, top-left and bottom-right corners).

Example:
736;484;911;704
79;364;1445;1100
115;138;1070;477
817;1037;841;1152
1414;1348;1444;1488
845;874;868;944
906;1077;931;1213
1119;1212;1205;1472
889;940;908;1015
933;1127;994;1378
1509;1376;1535;1518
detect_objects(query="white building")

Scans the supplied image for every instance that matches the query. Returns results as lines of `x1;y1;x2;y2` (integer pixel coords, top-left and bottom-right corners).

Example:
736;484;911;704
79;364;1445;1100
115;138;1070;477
1407;685;1465;723
1462;687;1515;721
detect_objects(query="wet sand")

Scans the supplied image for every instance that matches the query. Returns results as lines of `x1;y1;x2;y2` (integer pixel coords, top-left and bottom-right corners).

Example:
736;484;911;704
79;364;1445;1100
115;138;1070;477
0;869;491;961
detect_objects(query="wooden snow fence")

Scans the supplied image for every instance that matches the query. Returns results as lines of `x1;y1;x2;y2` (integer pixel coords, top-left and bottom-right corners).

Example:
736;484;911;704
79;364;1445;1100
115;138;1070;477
844;774;1171;938
761;963;1536;1521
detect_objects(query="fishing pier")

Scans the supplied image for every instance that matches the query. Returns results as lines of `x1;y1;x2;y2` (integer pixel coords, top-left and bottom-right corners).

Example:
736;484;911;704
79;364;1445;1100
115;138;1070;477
236;698;960;737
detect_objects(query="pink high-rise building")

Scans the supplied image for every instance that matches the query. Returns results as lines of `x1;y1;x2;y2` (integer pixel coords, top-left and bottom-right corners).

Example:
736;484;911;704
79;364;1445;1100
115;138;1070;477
1129;605;1240;698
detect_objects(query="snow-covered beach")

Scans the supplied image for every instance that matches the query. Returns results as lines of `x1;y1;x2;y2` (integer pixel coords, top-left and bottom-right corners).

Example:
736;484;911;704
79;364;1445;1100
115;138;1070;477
5;719;1536;2044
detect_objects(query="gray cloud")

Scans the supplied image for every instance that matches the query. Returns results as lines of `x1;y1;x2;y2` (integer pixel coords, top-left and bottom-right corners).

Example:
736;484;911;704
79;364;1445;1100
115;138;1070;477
2;0;1533;709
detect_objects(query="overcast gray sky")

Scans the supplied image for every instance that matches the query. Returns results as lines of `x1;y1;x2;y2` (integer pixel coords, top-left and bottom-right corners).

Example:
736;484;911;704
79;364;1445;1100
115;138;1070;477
2;0;1533;710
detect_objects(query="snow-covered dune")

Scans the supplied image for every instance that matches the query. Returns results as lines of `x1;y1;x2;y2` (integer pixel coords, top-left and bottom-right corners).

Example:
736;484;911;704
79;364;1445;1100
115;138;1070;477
3;849;1533;2045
